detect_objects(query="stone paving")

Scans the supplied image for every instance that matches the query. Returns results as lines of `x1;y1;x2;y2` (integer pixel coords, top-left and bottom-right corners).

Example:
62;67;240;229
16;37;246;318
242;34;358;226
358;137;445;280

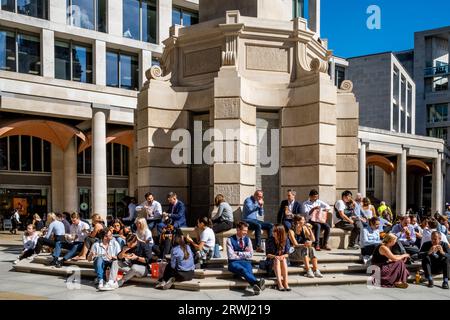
0;232;449;300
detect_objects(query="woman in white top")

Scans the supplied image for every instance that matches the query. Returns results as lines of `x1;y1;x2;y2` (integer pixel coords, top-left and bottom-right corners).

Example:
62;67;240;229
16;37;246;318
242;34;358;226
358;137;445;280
14;224;39;264
186;216;215;263
360;198;377;222
135;218;154;245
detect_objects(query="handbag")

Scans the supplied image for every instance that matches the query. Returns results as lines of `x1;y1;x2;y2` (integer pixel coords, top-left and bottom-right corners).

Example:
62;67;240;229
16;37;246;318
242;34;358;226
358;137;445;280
151;261;168;279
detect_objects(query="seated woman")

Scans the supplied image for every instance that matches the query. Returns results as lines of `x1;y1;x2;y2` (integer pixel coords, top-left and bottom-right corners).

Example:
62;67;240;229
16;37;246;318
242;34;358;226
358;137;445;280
32;214;44;232
117;233;153;287
14;224;39;264
288;215;323;278
110;219;127;248
211;194;234;235
135;217;154;245
360;217;382;261
371;233;410;288
266;224;291;291
72;213;104;261
186;217;215;264
360;198;376;226
89;228;121;290
156;234;195;290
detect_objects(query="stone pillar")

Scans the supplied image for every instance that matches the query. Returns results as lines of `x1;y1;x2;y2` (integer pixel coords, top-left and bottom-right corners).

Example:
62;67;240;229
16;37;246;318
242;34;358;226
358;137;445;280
214;67;257;219
335;83;359;202
49;0;66;24
358;141;366;197
382;171;392;204
108;0;123;37
41;29;54;78
396;148;407;216
128;142;137;198
432;153;443;214
51;145;64;213
140;50;152;89
92;108;108;220
94;40;106;86
282;73;338;206
158;0;172;44
418;176;423;208
136;78;189;214
330;57;336;85
308;0;320;37
63;137;78;213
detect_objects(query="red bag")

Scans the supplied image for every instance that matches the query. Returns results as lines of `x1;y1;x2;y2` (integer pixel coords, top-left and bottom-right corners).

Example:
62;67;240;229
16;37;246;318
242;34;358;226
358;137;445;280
151;262;168;279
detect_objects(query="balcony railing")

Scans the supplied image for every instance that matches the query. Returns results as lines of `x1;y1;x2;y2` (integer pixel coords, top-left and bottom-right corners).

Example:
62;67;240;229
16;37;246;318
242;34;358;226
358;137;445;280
425;64;449;76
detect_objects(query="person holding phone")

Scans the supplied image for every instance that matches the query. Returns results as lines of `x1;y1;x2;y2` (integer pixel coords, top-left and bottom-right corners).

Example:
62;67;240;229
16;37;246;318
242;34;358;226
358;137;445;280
419;231;449;289
288;215;323;278
89;228;121;290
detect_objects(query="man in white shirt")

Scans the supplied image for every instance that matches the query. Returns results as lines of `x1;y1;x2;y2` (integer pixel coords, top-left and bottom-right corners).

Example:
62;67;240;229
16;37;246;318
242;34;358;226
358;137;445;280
136;192;162;231
334;190;363;250
10;208;21;234
303;189;332;251
55;212;91;267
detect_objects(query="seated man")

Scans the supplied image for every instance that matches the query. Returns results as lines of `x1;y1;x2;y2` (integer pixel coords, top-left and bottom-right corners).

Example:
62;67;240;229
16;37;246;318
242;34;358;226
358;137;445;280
277;189;302;231
117;233;153;287
227;221;266;296
157;192;187;235
242;190;274;253
334;190;363;250
136;192;162;231
123;197;137;227
34;212;66;266
303;189;332;251
391;216;420;260
54;212;90;268
419;231;449;289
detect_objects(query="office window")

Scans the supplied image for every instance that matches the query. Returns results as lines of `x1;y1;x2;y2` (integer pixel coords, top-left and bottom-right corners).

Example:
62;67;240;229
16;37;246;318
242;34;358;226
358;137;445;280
123;0;157;43
0;136;51;172
427;104;448;123
3;0;48;19
433;76;449;92
335;66;345;88
292;0;305;18
106;50;138;90
66;0;107;32
400;110;405;133
427;127;448;141
0;30;16;72
105;143;129;176
392;103;399;132
366;165;375;191
172;7;198;26
55;40;92;83
393;67;399;102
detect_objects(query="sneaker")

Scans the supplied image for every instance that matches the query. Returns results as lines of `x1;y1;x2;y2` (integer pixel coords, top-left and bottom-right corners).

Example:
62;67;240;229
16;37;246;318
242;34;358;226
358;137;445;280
323;245;332;251
13;259;20;265
258;278;266;291
442;282;449;290
218;245;223;251
162;277;175;290
362;255;372;266
428;280;434;288
155;281;166;289
314;270;323;278
97;279;104;289
55;260;63;268
306;269;315;278
94;278;99;285
347;244;360;250
100;281;119;291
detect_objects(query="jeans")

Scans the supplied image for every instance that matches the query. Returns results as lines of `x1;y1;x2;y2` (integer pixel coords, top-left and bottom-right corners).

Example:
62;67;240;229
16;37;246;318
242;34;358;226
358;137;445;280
19;248;35;260
159;238;172;259
283;220;293;232
243;219;273;248
35;235;65;258
361;244;378;257
212;220;233;234
310;222;331;247
335;219;363;247
228;260;258;286
94;257;119;282
56;241;84;261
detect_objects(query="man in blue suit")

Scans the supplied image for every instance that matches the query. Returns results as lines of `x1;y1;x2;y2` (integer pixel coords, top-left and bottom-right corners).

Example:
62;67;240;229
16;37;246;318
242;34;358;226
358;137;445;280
242;190;273;253
157;192;187;234
277;189;303;230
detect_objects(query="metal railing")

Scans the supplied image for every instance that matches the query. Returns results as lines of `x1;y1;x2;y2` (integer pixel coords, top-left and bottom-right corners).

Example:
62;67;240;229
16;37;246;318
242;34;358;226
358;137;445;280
425;64;449;76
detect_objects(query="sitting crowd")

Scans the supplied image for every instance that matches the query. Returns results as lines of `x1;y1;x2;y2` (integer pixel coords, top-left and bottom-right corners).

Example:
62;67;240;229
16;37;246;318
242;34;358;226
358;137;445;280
12;188;450;294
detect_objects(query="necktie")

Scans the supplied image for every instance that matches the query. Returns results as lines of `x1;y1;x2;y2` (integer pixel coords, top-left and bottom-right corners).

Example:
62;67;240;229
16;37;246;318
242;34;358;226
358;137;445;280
239;238;244;249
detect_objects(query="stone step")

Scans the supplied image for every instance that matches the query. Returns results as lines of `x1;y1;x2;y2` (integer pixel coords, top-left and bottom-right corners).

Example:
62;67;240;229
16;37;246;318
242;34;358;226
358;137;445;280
195;263;366;279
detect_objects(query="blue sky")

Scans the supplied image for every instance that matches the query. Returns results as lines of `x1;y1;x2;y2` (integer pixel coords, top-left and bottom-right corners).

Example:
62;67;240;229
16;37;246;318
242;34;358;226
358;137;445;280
321;0;450;58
